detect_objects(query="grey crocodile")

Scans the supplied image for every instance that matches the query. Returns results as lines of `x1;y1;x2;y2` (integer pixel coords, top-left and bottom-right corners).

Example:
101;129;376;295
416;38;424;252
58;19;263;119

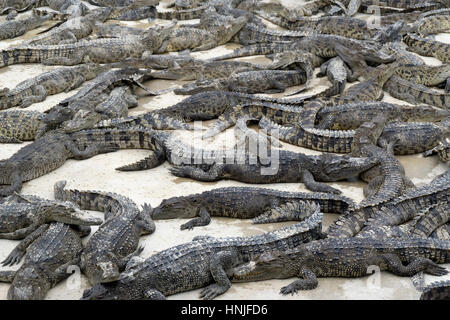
81;207;323;300
151;187;355;229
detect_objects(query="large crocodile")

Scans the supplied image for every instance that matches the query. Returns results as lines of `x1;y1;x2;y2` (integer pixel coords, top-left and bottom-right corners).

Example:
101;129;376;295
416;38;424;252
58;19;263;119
0;222;89;300
0;64;108;111
231;238;450;295
81;208;323;300
0;193;102;240
54;181;155;285
0;23;175;68
151;187;355;229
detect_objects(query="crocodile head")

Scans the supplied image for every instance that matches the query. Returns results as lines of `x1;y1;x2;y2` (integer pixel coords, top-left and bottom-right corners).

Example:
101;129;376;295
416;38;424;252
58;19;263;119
42;106;74;126
151;196;198;219
174;79;218;95
231;251;296;283
27;197;103;226
316;154;380;181
61;111;103;133
83;253;121;286
213;14;249;44
81;280;143;300
142;21;177;54
8;267;49;300
357;40;395;64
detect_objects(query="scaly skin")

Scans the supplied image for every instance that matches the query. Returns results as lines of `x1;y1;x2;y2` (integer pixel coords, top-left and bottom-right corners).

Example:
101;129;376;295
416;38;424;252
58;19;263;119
108;0;157;20
413;14;450;35
0;130;119;197
327;171;449;238
258;118;448;155
410;202;450;238
403;33;450;63
315;102;449;130
0;23;175;68
156;15;248;52
60;86;138;133
384;75;450;109
174;70;307;95
86;0;134;5
393;64;450;87
0;64;108;111
231;238;450;295
81;208;323;300
232;23;315;45
53;181;155;285
0;222;88;300
168;149;380;195
317;56;349;97
212;35;394;63
23;7;112;46
361;0;447;9
0;10;54;40
0;193;101;240
0;110;42;143
420;280;450;300
151;187;355;229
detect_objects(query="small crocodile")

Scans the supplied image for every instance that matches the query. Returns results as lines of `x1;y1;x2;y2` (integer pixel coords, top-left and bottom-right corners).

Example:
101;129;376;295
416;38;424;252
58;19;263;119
0;63;108;111
403;33;450;63
420;280;450;300
169;149;380;195
0;130;119;197
231;238;450;295
258;118;449;155
384;75;450;109
155;14;247;52
327;170;449;238
151;187;355;229
54;181;155;285
174;70;307;95
0;10;55;40
81;208;323;300
0;193;101;240
0;110;42;143
315;102;449;130
0;222;89;300
0;23;175;68
23;7;112;46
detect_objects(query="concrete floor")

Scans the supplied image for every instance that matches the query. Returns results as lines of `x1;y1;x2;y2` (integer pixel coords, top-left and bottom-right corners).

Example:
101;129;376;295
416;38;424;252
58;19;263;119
0;0;448;300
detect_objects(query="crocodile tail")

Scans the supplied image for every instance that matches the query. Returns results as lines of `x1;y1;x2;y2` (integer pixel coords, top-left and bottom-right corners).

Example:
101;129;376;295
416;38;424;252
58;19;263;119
116;154;162;171
211;43;277;61
0;47;44;67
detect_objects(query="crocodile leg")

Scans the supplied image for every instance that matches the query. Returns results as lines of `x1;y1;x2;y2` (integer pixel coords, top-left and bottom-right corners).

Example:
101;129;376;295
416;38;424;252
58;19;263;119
169;165;224;182
19;85;47;108
180;207;211;230
53;257;82;283
280;266;319;295
199;249;239;300
382;254;449;277
117;246;144;270
202;107;240;139
145;289;166;300
1;224;50;266
252;201;313;224
0;271;16;283
0;221;42;240
301;169;342;194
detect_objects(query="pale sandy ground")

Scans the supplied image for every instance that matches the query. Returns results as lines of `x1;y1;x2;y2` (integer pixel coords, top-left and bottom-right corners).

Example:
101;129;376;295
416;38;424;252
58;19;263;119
0;0;448;300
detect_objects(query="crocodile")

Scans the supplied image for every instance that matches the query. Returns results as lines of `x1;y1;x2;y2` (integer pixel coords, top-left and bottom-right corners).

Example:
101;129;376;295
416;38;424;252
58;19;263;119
383;75;450;109
151;187;355;229
393;64;450;87
315;102;449;130
258;118;449;155
327;170;449;238
81;208;323;300
53;181;155;285
0;222;89;300
60;86;138;133
168;149;380;195
174;69;307;95
420;280;450;300
0;193;102;240
0;110;42;143
108;0;158;20
231;238;450;295
23;7;113;46
0;129;119;197
0;23;175;68
37;67;148;136
0;63;108;111
155;14;248;53
0;10;55;41
424;140;450;162
403;33;450;63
